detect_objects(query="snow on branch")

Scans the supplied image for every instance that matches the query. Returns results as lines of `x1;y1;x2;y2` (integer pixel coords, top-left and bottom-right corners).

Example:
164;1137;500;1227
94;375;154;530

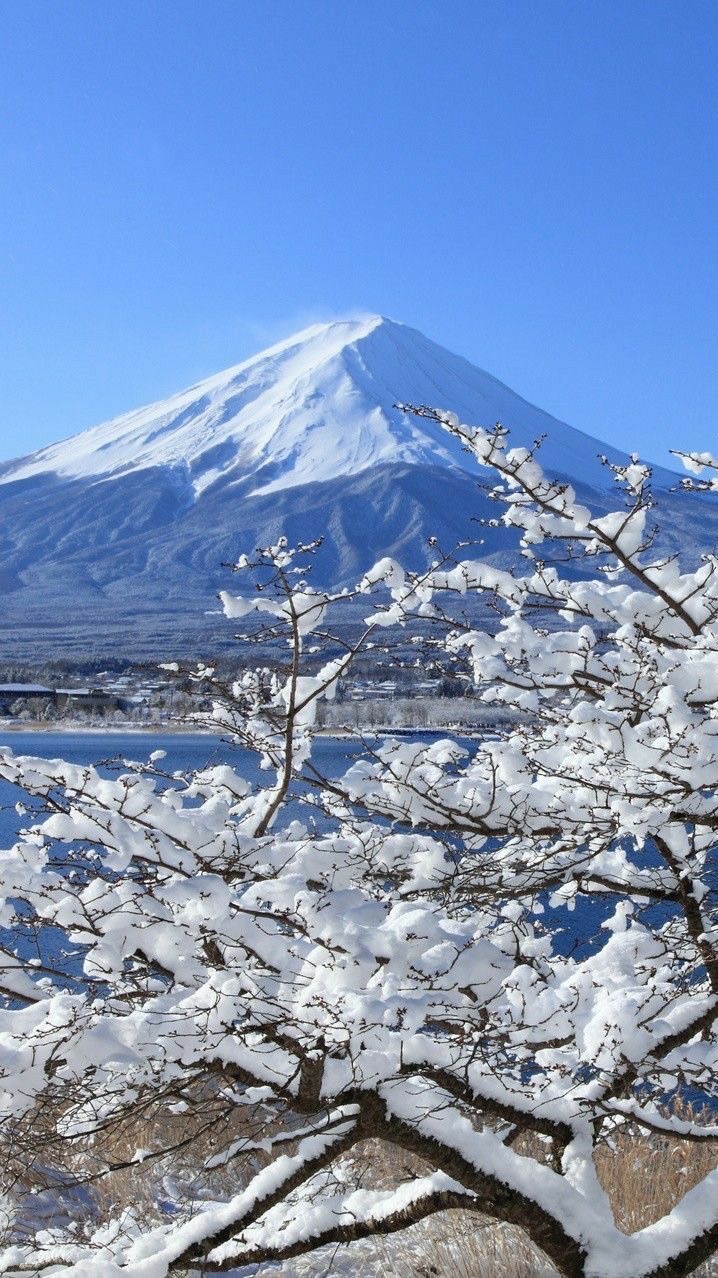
0;424;717;1278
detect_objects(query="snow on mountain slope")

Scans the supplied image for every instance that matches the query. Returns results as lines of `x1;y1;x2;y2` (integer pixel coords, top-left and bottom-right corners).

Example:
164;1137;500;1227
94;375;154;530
0;315;677;500
1;315;707;660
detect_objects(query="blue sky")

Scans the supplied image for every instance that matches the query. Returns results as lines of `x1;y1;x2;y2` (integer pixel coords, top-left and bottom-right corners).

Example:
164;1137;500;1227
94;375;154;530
1;1;716;467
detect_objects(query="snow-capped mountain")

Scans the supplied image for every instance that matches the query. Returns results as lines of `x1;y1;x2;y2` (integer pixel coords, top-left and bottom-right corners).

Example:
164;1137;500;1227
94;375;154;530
1;314;659;497
0;316;710;659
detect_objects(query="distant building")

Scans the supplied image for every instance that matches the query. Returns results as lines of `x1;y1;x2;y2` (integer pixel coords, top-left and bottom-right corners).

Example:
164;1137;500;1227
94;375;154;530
0;684;55;710
57;688;123;712
0;685;123;715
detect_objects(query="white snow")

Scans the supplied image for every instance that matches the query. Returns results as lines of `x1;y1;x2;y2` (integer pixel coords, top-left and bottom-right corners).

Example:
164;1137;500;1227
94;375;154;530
0;316;674;501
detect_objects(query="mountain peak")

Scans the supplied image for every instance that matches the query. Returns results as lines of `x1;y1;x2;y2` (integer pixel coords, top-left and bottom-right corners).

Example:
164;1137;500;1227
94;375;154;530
218;313;408;378
238;312;388;362
0;316;699;660
0;315;676;502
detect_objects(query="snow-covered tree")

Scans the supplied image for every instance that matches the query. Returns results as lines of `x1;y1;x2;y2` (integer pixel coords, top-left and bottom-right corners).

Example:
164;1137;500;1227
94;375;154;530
0;416;717;1277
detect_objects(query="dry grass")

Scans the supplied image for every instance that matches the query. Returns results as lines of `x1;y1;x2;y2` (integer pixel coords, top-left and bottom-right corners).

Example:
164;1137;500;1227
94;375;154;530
595;1123;718;1236
362;1211;554;1277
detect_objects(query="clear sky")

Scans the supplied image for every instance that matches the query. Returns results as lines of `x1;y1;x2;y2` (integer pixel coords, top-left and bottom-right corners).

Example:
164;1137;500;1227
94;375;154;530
1;1;716;467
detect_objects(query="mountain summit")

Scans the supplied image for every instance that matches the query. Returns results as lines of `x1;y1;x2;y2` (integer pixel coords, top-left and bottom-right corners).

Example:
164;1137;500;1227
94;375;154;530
0;315;659;498
0;317;704;659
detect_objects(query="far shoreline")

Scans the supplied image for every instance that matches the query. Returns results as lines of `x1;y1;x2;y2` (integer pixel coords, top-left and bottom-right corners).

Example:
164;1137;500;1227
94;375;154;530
0;720;468;740
0;720;218;735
